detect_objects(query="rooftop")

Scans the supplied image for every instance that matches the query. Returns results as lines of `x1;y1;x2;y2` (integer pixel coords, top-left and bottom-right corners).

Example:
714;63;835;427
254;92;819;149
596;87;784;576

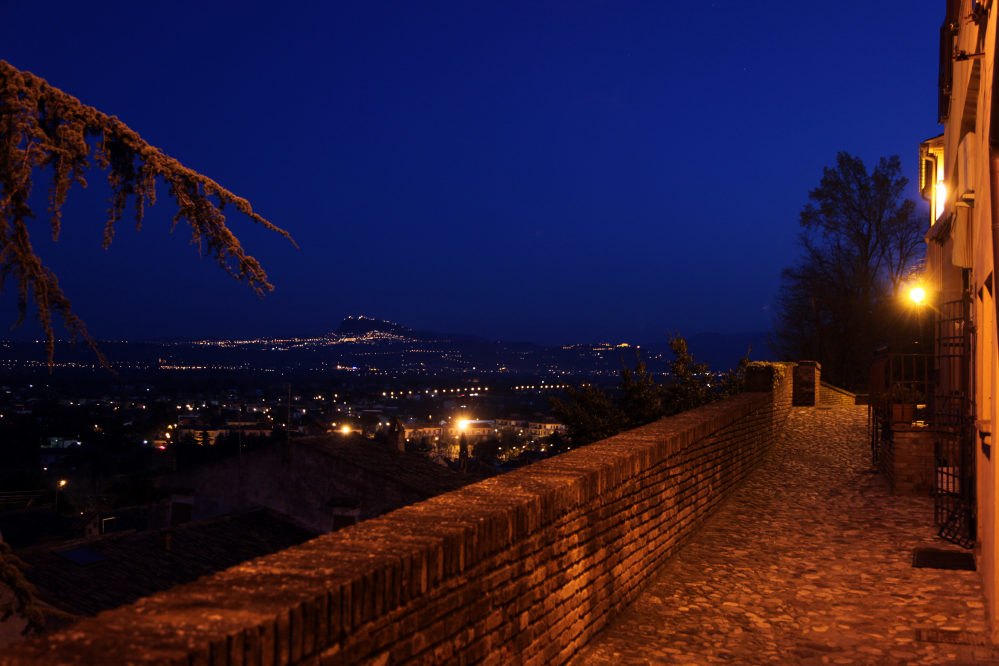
13;508;317;617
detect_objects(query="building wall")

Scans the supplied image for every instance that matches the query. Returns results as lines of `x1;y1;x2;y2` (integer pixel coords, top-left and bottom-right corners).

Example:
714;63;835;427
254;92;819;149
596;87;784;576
1;364;792;666
928;0;999;640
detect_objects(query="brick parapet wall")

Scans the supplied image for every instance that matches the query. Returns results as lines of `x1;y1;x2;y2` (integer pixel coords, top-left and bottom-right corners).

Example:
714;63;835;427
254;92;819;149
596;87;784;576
877;424;935;496
819;381;857;406
3;368;792;666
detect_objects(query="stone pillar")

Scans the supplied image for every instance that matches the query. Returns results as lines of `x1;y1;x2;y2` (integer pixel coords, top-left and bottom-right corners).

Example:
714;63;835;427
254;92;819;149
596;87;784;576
793;361;821;406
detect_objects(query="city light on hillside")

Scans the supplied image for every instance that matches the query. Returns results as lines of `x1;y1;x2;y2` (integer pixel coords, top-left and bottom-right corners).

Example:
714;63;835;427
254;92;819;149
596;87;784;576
342;426;350;434
910;287;925;305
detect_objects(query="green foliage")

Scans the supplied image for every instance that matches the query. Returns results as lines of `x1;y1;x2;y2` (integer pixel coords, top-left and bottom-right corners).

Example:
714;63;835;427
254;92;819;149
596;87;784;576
660;334;711;417
746;361;787;391
542;430;569;455
619;352;664;429
105;474;155;509
473;437;501;461
550;383;626;448
715;348;753;398
499;426;526;455
887;382;923;404
551;333;752;448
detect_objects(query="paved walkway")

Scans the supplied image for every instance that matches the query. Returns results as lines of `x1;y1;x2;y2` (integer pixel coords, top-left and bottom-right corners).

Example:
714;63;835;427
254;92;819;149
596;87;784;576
571;406;995;665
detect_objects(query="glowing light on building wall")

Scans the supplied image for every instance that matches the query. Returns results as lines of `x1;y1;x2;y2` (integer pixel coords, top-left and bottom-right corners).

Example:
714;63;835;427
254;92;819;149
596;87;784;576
935;181;947;220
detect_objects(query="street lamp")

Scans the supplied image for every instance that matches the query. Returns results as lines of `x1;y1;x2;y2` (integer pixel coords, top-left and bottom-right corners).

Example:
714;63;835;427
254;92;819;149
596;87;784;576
55;479;66;514
910;287;925;304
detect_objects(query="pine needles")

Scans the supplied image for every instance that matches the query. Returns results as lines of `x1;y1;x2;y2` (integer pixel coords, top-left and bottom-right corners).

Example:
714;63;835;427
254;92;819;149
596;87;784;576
0;60;295;368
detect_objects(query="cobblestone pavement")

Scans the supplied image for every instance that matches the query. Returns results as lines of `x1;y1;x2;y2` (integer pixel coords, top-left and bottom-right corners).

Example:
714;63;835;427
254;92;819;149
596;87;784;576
571;406;996;665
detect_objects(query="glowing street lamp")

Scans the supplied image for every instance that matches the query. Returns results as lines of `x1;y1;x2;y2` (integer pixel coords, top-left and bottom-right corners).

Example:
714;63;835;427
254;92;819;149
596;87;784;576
342;426;350;434
55;479;67;514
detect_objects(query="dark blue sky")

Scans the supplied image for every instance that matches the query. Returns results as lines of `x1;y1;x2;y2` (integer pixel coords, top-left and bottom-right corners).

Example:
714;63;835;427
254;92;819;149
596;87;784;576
2;1;940;346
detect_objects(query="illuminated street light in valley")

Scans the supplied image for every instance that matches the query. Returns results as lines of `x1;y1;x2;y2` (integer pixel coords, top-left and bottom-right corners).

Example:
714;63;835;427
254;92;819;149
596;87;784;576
55;480;67;514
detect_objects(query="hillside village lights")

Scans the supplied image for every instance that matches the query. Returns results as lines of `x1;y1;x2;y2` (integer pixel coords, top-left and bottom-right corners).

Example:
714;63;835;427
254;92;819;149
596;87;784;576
342;426;350;434
55;479;66;513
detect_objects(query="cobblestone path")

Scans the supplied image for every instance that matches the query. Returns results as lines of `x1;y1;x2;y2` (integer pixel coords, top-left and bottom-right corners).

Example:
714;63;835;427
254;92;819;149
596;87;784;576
571;406;995;665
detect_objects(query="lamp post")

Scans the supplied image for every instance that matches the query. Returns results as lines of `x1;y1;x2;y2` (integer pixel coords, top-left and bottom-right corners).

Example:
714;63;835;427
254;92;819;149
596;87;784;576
55;479;66;514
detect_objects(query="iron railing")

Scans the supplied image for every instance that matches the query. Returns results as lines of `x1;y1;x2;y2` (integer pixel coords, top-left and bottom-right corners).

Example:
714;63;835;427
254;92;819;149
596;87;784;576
934;298;975;548
869;349;934;464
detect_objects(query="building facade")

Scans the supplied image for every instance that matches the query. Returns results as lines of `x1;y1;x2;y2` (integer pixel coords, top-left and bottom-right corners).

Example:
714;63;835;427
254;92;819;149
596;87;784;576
922;0;999;640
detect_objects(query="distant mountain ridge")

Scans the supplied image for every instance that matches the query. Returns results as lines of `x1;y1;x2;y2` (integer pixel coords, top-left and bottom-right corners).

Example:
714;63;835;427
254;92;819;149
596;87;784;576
335;316;489;343
2;318;772;378
334;317;770;371
335;316;412;336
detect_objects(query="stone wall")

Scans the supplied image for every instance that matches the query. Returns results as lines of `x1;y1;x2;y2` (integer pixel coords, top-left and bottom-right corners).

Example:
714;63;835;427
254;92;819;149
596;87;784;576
2;366;792;666
878;424;935;496
819;381;857;406
793;361;821;406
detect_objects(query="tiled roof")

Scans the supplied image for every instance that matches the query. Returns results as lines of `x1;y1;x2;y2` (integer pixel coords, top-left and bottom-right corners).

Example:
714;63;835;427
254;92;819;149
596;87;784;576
14;509;318;617
98;506;148;534
299;436;483;499
0;508;67;548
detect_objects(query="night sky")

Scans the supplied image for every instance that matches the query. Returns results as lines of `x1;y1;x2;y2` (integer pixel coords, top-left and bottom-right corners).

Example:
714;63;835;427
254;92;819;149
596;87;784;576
2;1;940;346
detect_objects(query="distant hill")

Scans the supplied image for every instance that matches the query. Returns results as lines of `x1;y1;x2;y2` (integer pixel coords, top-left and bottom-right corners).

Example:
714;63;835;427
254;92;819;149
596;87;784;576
647;332;773;372
335;316;413;336
335;316;488;342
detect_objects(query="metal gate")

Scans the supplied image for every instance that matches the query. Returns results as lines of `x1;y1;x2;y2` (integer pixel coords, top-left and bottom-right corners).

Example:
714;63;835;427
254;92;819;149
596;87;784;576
935;297;976;548
868;349;933;464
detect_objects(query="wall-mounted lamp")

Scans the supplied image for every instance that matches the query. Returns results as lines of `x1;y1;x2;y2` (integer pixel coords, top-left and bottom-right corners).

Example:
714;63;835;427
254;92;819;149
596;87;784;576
954;50;987;62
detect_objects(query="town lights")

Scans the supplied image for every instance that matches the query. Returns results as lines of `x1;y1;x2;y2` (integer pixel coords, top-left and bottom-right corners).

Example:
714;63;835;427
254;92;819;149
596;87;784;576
910;287;925;305
342;426;350;434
